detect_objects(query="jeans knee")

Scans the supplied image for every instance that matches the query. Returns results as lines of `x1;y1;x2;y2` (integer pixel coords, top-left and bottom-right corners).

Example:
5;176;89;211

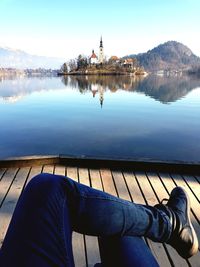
25;173;65;198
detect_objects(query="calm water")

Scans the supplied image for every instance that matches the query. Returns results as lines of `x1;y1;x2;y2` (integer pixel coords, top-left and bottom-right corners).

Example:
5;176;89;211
0;74;200;162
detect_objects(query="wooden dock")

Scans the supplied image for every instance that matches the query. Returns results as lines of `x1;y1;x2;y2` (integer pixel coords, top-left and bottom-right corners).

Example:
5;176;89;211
0;158;200;267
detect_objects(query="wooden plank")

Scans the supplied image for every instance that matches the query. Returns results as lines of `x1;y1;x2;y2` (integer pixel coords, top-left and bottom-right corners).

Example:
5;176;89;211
54;165;66;176
159;172;200;267
67;167;78;181
182;175;200;203
78;168;101;267
42;165;54;174
100;169;116;195
134;172;172;267
112;171;131;201
0;167;30;247
66;167;86;267
89;169;102;191
0;168;6;181
0;168;18;207
194;176;200;184
25;166;43;185
147;172;189;266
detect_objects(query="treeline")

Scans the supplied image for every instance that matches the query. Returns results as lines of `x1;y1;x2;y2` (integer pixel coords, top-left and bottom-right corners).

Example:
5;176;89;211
60;55;139;73
188;66;200;77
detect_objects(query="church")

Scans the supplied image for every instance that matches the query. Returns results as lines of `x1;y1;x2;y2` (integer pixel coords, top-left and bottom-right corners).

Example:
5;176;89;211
89;37;105;64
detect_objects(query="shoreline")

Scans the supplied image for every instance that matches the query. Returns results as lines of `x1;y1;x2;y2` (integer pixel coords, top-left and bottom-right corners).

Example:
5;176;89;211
58;70;148;76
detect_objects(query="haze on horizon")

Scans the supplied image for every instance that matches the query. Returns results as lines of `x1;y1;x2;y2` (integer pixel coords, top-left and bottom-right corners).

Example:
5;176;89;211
0;0;200;60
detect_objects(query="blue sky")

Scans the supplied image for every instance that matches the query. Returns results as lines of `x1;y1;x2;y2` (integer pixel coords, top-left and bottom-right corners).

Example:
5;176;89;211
0;0;200;59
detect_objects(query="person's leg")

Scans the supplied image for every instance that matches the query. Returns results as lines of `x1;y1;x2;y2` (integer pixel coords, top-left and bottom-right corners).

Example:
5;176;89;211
0;173;197;266
0;173;75;267
98;236;159;267
0;173;169;267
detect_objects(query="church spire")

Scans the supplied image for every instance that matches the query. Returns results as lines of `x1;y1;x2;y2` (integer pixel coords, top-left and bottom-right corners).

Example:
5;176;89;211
100;36;103;48
98;36;104;64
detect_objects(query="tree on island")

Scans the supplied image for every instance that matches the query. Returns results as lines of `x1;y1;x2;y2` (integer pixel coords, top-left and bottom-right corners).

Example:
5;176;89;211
77;55;88;69
60;63;68;73
68;59;77;72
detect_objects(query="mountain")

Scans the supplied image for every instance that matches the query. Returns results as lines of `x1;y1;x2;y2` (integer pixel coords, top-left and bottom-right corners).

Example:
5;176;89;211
126;41;200;71
0;47;64;69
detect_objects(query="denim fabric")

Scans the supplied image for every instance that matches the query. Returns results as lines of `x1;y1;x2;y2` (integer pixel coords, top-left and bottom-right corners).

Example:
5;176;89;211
0;173;170;266
98;236;159;267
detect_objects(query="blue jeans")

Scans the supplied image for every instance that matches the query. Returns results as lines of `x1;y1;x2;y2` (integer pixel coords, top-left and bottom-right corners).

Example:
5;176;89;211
0;173;171;267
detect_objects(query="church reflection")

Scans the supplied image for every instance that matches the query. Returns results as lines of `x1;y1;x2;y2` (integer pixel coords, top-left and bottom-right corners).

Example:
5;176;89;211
62;74;200;105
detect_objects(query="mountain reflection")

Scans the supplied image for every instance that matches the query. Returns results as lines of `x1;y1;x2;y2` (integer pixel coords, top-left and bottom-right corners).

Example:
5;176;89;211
0;74;200;104
63;75;200;104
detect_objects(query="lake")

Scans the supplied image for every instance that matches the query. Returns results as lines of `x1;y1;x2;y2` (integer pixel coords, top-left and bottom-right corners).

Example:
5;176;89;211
0;74;200;162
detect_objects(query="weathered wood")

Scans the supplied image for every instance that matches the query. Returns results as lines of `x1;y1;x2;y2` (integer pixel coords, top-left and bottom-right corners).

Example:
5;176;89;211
25;166;43;185
0;167;30;247
42;165;54;174
54;165;66;176
194;176;200;184
60;156;200;174
66;167;87;267
182;175;200;203
78;168;101;267
0;168;6;181
0;168;18;207
0;156;59;168
1;156;200;174
89;169;102;191
67;167;78;181
100;169;116;194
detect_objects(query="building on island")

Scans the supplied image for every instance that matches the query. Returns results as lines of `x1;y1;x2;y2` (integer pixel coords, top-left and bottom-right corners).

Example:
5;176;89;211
122;58;135;69
90;50;98;64
89;37;105;65
98;36;104;64
109;56;119;64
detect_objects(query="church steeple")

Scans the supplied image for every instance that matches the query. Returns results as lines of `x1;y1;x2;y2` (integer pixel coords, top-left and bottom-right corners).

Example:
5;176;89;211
98;36;104;64
100;36;103;48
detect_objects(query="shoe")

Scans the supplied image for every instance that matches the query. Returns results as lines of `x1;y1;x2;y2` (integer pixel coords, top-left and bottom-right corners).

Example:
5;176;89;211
155;186;198;259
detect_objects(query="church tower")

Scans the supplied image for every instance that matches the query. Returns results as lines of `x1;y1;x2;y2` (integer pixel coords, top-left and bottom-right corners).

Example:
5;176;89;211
98;36;104;64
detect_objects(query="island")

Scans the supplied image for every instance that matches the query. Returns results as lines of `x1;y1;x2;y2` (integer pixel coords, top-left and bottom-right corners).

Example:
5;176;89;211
58;37;147;76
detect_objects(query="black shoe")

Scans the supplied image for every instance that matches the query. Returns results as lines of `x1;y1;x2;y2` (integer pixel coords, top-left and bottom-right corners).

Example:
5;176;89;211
155;186;198;259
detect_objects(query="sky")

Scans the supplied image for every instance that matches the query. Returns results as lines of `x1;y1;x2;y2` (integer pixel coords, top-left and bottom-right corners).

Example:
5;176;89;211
0;0;200;60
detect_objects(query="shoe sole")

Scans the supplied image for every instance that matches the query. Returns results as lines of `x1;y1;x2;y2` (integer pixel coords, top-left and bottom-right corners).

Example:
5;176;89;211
183;187;199;258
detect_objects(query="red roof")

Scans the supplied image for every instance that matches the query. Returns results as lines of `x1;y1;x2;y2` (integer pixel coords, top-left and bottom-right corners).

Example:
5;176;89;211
90;50;97;59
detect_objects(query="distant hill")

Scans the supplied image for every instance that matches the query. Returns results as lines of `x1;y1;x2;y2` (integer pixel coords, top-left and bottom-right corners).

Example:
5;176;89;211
126;41;200;71
0;47;64;69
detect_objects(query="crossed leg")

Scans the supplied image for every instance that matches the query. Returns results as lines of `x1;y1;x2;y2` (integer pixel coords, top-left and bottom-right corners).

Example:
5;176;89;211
0;173;184;266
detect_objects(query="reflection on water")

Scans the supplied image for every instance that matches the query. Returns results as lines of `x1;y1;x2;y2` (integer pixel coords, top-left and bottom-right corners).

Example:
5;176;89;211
1;74;200;104
0;76;62;103
0;74;200;161
62;74;200;104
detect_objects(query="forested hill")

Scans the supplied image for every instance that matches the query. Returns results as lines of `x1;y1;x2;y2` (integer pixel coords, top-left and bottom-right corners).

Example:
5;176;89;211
126;41;200;71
